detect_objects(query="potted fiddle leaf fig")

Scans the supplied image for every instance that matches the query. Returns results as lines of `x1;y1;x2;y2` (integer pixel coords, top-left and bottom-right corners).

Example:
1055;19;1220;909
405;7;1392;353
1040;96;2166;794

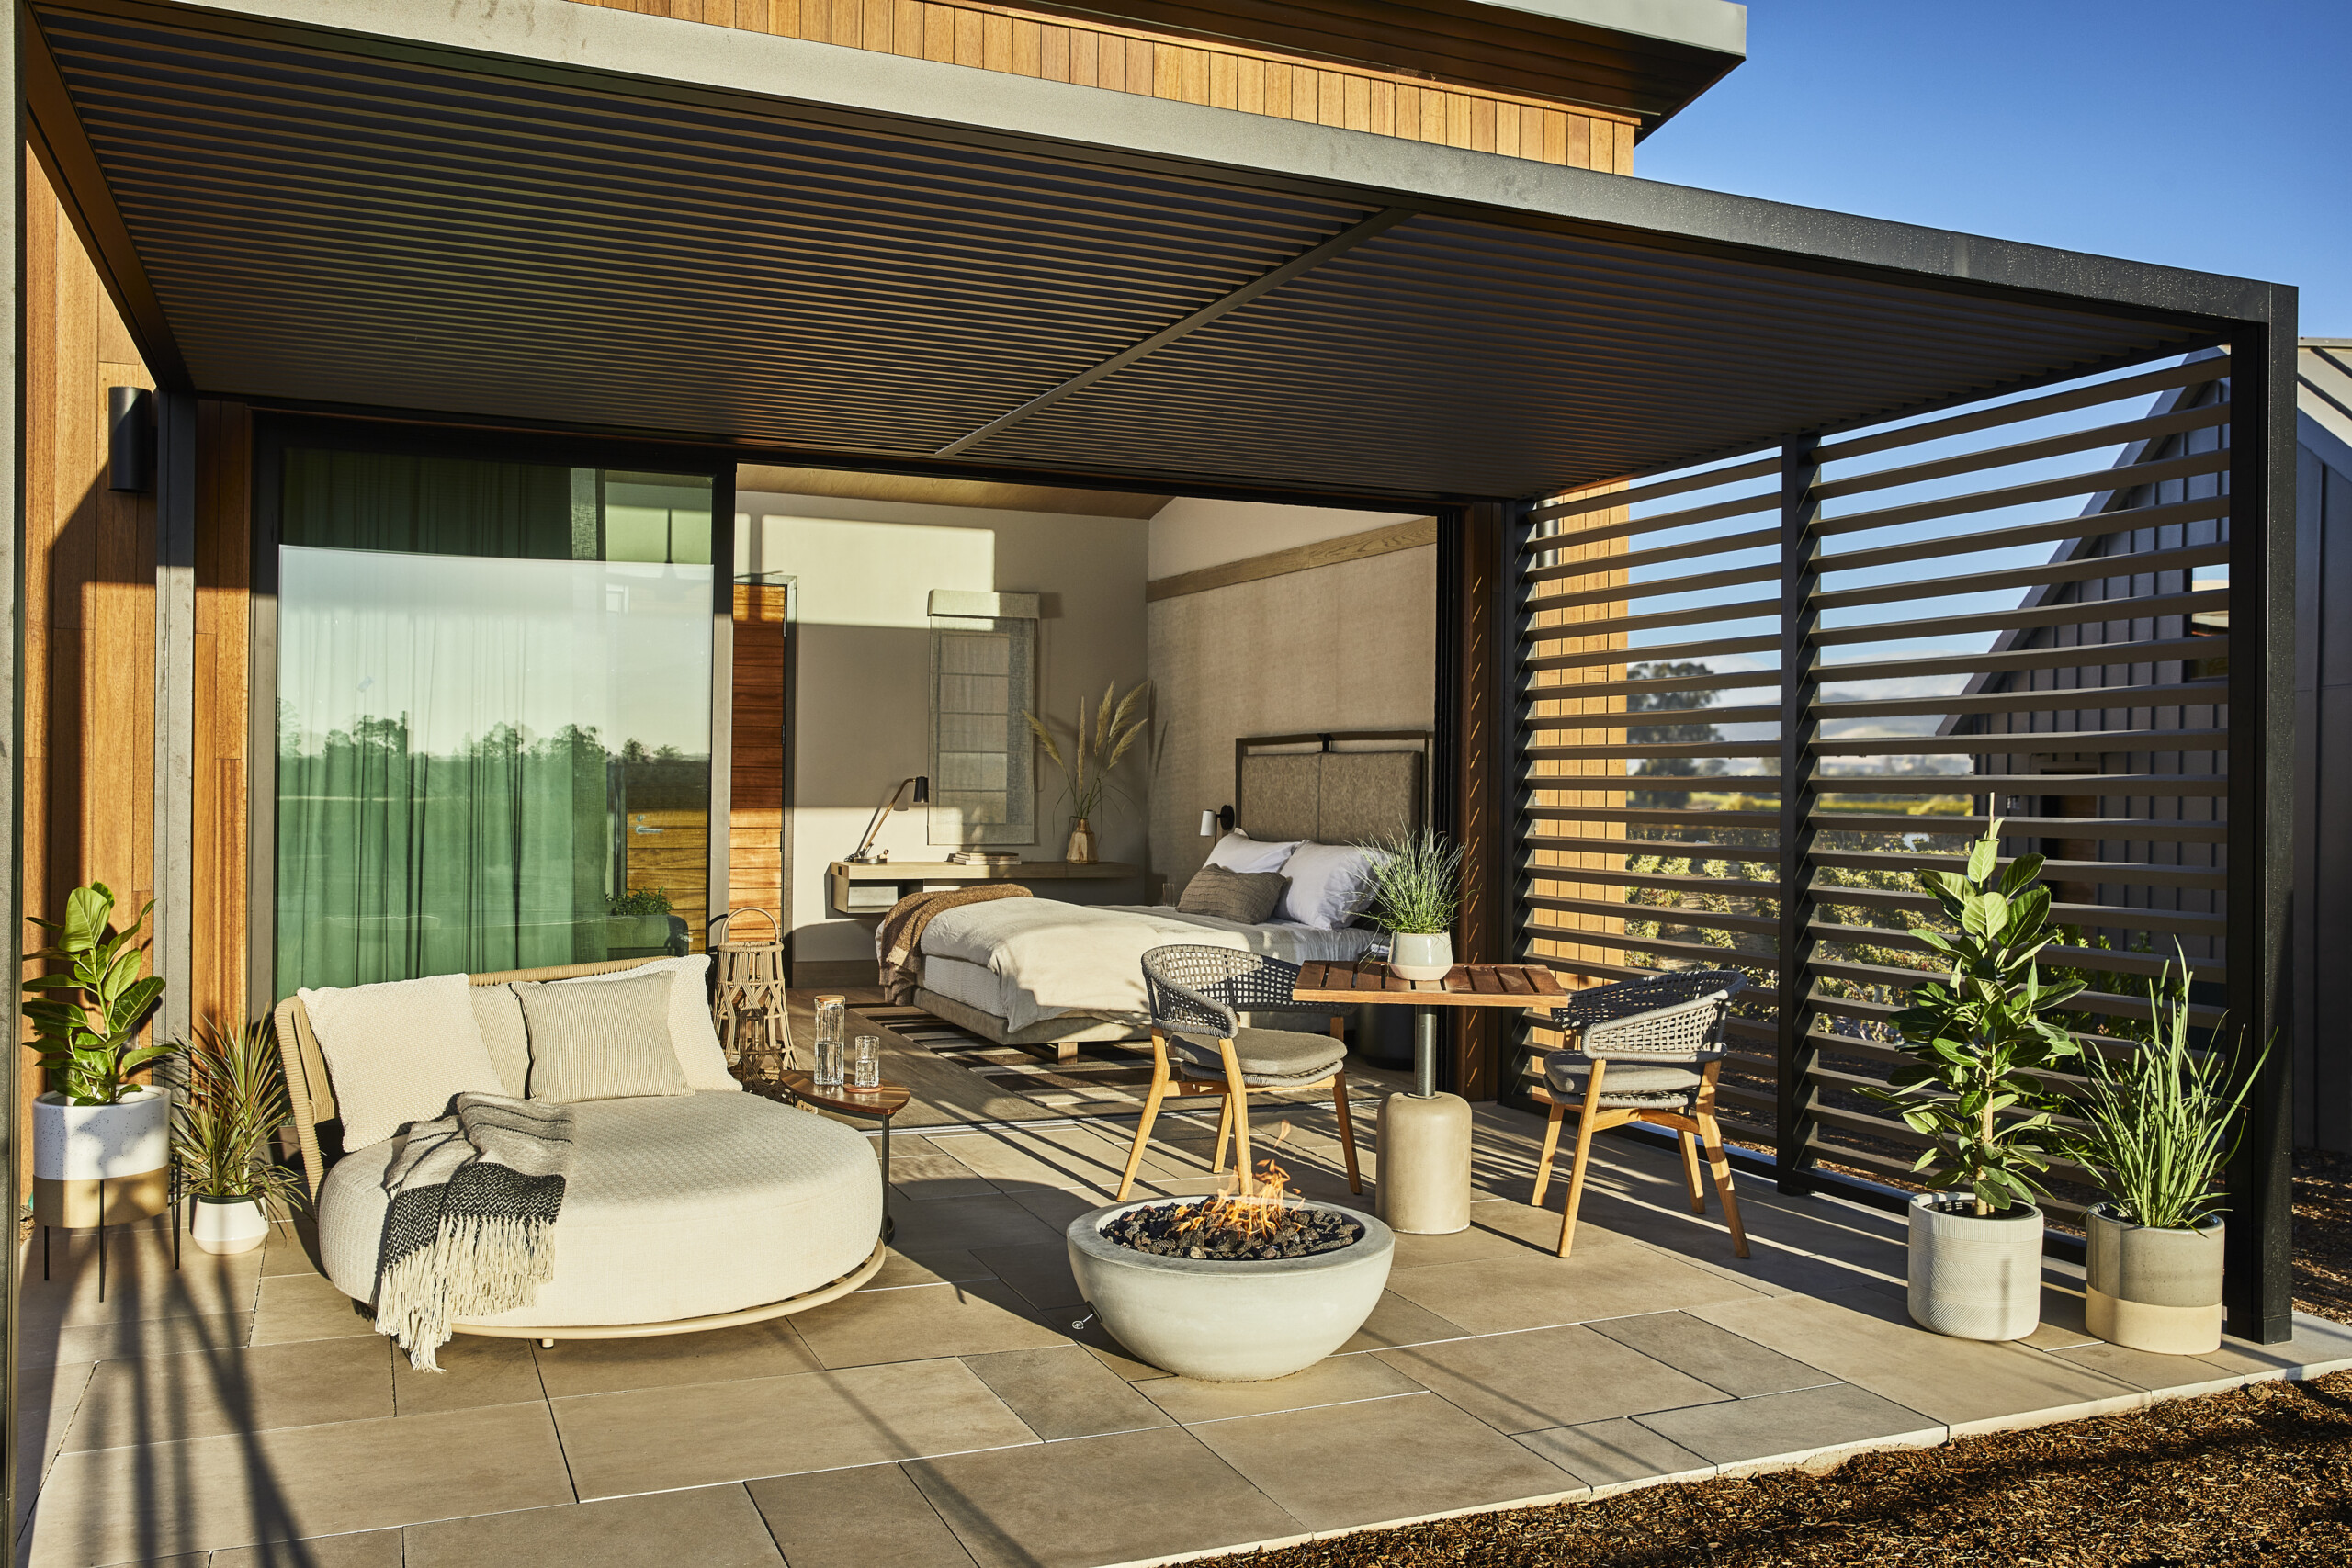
24;883;173;1230
1867;824;2080;1340
1365;830;1464;981
170;1019;308;1255
2067;948;2267;1355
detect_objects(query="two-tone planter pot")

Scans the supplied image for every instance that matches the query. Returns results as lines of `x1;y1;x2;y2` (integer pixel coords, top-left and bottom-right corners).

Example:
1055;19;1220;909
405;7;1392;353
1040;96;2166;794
2086;1204;2224;1355
1387;932;1453;982
1909;1192;2043;1341
190;1196;272;1255
1067;1198;1394;1381
32;1085;171;1230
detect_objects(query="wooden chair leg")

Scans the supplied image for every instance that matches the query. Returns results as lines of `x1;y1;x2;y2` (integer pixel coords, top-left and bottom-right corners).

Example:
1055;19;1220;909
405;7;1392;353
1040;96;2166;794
1222;1042;1255;1185
1330;1072;1363;1194
1679;1130;1707;1214
1531;1100;1566;1207
1211;1095;1235;1175
1699;1111;1749;1258
1557;1061;1608;1258
1117;1066;1168;1203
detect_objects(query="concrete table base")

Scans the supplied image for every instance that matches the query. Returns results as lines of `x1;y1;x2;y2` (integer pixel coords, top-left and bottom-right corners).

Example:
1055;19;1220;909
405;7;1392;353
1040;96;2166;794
1378;1092;1473;1234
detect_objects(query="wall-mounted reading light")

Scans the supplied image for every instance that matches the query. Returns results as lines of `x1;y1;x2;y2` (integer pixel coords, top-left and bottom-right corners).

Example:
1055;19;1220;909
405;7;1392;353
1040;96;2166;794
108;387;153;493
847;775;931;863
1198;805;1236;837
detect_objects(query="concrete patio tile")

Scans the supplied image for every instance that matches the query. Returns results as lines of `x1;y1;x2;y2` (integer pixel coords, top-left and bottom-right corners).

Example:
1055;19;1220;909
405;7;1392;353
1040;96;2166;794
907;1425;1301;1568
1334;1291;1474;1355
27;1311;254;1369
790;1280;1069;1370
870;1248;998;1290
1386;1210;1551;1269
17;1220;264;1331
1383;1241;1767;1336
13;1361;95;1535
532;1319;818;1398
2196;1313;2352;1381
27;1400;573;1568
1189;1391;1585;1532
1588;1311;1841;1398
249;1273;376;1347
749;1464;977;1568
962;1345;1174;1439
892;1151;1000;1201
2020;1283;2100;1349
1636;1382;1944;1475
967;1242;1082;1312
925;1129;1138;1192
1000;1186;1099;1231
1514;1416;1715;1495
65;1335;395;1450
1378;1323;1728;1434
2049;1342;2246;1401
211;1529;403;1568
1048;1311;1173;1382
1142;1351;1425;1425
1690;1286;2146;1434
405;1486;782;1568
887;1194;1064;1254
392;1335;546;1416
260;1221;327;1279
550;1358;1039;1498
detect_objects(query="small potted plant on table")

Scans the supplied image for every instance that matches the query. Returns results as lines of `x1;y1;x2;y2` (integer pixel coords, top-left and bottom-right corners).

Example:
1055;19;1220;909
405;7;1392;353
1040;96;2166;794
1870;825;2079;1340
2066;949;2266;1355
1366;829;1464;981
172;1019;308;1254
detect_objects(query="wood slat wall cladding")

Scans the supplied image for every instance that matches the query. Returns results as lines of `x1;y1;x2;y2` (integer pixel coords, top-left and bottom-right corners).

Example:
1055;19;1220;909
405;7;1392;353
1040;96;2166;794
192;400;252;1032
730;585;790;926
564;0;1638;170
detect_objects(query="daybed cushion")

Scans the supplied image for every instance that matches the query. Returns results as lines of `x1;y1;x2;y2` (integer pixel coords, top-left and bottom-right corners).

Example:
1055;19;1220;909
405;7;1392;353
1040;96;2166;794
319;1092;881;1327
514;973;693;1102
545;955;740;1092
298;974;506;1148
470;985;532;1098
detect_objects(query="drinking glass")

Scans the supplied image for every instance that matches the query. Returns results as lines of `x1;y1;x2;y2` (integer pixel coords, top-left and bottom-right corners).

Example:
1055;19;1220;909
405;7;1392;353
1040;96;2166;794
812;996;847;1088
852;1034;881;1090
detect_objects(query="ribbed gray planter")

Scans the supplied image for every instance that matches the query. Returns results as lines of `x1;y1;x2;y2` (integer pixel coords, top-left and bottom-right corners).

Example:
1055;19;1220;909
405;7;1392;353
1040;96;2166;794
2085;1204;2224;1354
1067;1197;1394;1381
1908;1192;2042;1341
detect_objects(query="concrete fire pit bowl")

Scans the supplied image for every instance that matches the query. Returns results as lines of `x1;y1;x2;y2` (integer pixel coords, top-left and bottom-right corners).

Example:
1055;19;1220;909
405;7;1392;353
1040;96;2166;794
1066;1196;1395;1382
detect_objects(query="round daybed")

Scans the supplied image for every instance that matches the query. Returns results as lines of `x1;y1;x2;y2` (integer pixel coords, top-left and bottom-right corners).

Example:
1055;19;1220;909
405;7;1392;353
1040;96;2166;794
273;959;886;1343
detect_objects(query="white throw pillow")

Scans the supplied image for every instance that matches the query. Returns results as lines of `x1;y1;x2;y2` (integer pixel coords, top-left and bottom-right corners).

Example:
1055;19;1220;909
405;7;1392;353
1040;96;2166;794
1277;842;1386;931
298;973;507;1148
552;955;740;1092
1204;830;1298;875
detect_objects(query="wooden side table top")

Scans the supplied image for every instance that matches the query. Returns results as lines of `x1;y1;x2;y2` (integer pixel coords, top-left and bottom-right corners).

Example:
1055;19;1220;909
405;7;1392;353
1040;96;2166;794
776;1071;911;1119
1291;961;1567;1008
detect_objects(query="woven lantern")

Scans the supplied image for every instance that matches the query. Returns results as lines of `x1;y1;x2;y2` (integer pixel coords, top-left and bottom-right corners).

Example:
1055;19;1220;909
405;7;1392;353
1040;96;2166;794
711;908;792;1081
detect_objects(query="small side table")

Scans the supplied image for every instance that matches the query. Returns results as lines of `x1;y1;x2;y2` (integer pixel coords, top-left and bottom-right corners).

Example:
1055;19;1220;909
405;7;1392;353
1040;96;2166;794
1291;961;1566;1235
778;1072;911;1244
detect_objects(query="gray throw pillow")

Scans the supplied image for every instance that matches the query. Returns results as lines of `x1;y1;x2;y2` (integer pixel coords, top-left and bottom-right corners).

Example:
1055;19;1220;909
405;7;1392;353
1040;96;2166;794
514;972;693;1103
1178;864;1290;924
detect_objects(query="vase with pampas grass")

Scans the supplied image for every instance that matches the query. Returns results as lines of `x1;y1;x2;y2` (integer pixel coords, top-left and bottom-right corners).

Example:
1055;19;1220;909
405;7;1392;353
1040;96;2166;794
1024;681;1148;863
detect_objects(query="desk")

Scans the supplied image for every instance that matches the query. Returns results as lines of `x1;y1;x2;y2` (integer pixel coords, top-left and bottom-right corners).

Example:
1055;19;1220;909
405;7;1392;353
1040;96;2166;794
1292;961;1566;1235
827;860;1142;916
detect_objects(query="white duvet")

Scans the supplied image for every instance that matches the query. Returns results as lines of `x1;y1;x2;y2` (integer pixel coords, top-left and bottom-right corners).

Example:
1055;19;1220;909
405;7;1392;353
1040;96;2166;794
915;901;1378;1032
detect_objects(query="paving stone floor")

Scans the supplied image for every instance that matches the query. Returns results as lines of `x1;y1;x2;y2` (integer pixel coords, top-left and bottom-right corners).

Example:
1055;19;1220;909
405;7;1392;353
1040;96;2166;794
15;1099;2352;1568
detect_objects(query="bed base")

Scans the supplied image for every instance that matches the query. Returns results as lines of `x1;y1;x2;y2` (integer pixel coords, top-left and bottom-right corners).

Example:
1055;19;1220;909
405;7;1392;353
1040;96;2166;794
450;1237;888;1345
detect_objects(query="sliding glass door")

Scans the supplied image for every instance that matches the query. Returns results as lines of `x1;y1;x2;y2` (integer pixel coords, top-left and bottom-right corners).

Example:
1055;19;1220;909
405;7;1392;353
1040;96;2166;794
274;445;717;995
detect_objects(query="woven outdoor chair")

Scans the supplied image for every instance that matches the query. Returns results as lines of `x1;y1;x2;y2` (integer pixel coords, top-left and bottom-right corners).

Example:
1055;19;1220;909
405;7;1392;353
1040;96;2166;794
1530;968;1749;1259
1114;944;1363;1201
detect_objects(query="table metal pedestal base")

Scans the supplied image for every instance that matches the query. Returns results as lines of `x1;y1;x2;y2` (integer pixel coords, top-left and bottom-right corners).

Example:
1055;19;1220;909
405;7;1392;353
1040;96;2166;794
1376;1005;1472;1234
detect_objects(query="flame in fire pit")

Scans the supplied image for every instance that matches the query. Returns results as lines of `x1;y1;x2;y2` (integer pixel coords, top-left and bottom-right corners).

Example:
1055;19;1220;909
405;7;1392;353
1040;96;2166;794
1174;1122;1298;1247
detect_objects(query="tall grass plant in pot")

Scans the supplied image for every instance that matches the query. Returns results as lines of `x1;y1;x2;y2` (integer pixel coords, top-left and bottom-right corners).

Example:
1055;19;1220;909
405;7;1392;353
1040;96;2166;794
1366;830;1464;981
24;883;173;1229
171;1019;308;1254
1868;825;2079;1340
2067;950;2266;1354
1024;680;1148;863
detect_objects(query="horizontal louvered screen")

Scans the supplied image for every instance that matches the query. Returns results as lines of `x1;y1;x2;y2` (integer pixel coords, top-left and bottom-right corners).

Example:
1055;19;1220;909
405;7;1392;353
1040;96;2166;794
1512;354;2236;1213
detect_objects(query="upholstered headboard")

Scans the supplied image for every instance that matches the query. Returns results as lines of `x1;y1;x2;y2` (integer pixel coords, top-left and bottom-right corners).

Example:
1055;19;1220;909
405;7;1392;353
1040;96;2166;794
1235;731;1428;845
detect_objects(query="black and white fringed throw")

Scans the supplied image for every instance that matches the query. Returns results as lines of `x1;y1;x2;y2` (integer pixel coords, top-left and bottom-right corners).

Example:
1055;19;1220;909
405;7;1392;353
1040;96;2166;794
373;1093;572;1371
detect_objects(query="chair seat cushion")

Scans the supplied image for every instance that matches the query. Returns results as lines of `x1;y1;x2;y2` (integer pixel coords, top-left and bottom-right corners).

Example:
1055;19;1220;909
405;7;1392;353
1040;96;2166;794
1173;1027;1346;1086
1545;1053;1703;1108
319;1092;880;1327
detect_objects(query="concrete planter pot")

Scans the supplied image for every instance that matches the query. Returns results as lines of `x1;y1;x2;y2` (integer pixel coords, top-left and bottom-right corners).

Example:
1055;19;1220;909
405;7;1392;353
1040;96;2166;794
1067;1197;1395;1381
2085;1203;2224;1355
32;1086;171;1229
1908;1192;2042;1341
1388;932;1453;982
190;1195;272;1256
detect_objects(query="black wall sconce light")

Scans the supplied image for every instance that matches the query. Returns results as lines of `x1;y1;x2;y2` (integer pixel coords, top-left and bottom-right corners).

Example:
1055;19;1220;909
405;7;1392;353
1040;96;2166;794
107;387;153;493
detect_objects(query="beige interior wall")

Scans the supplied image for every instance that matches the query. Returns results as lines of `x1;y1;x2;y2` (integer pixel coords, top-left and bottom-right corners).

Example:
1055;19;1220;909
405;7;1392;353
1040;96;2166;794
737;492;1148;969
1148;497;1419;581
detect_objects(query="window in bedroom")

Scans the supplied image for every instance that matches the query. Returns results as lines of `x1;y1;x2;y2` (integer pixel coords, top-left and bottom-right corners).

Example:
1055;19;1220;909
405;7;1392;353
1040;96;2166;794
926;591;1038;847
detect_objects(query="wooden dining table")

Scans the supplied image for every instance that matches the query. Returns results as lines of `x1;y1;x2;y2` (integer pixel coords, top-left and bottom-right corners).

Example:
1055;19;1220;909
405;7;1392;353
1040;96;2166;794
1290;960;1567;1234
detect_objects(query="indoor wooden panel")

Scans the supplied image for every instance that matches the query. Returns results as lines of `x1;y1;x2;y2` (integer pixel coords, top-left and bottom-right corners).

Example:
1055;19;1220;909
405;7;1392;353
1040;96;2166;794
729;585;789;921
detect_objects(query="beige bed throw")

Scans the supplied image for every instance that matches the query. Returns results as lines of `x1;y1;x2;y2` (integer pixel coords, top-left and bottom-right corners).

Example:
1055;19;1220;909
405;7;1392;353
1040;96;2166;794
877;885;1032;1002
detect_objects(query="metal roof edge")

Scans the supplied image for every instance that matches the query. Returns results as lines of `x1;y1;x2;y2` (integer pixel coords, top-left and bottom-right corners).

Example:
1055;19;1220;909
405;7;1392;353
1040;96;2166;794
1477;0;1745;59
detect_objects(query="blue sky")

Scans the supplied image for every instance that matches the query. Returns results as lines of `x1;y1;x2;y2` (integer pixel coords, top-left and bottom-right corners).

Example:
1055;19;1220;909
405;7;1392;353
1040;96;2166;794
1640;0;2350;337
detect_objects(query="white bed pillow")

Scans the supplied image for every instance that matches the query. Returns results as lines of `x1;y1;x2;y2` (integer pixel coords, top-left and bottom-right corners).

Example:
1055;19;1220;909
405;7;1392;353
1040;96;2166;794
298;973;506;1148
552;955;740;1092
1204;830;1298;875
1277;842;1386;931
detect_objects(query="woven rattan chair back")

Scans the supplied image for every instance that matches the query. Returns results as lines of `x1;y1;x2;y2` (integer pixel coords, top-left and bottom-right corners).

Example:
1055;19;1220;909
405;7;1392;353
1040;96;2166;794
1139;944;1303;1040
1581;990;1735;1063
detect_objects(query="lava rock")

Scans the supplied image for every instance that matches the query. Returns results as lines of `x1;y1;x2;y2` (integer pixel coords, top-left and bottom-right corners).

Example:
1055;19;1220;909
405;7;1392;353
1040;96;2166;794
1102;1201;1363;1261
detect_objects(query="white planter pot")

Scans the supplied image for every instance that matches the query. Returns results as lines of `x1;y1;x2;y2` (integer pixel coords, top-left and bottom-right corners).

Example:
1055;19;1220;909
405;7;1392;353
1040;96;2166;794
2085;1204;2224;1355
1067;1198;1395;1381
32;1086;170;1229
1908;1192;2042;1341
190;1196;272;1256
1388;932;1454;982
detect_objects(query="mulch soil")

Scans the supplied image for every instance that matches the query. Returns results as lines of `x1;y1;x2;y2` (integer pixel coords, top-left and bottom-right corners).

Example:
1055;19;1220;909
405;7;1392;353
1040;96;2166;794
1213;1151;2352;1568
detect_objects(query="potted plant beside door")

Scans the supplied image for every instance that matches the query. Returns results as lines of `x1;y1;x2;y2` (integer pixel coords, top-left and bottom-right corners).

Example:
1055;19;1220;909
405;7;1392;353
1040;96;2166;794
24;883;173;1232
171;1019;309;1254
1868;825;2079;1341
2066;949;2267;1355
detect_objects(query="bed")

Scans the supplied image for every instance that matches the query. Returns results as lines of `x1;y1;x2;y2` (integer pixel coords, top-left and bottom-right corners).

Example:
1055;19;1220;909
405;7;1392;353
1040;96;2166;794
906;732;1428;1051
